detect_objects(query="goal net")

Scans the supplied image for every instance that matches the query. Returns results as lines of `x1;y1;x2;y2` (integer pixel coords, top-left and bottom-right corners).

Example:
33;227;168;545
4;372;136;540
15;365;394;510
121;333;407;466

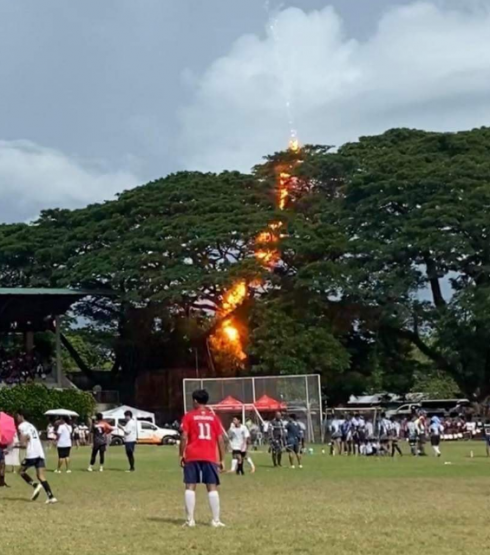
183;374;323;443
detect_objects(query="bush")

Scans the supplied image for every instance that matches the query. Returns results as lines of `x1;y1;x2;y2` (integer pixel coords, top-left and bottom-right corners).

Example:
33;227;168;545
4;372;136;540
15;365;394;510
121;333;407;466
0;384;95;428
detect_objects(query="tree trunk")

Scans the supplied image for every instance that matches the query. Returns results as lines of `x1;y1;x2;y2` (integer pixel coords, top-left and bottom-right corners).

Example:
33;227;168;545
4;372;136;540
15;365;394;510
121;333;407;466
60;333;97;384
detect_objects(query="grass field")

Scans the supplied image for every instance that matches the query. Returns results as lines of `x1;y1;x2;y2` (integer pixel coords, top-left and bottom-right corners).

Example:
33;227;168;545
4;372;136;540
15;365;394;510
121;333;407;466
2;442;490;555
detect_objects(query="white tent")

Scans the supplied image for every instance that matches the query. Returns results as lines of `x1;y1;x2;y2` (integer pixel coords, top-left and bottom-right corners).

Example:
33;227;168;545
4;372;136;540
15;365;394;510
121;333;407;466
102;405;155;424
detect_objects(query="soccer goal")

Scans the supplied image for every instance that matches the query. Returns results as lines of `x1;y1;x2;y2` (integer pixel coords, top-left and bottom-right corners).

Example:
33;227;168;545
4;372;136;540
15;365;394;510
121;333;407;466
183;375;323;443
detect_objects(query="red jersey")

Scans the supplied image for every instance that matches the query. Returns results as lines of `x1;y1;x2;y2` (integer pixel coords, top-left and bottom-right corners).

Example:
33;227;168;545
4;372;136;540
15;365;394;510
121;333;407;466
181;409;223;463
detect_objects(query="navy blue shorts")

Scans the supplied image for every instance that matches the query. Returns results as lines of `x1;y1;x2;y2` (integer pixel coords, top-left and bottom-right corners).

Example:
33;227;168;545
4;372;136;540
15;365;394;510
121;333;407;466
21;457;46;470
286;440;300;454
183;461;220;486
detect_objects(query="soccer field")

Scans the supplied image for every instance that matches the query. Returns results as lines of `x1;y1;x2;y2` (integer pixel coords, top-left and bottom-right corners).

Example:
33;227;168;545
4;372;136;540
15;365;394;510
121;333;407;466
1;442;490;555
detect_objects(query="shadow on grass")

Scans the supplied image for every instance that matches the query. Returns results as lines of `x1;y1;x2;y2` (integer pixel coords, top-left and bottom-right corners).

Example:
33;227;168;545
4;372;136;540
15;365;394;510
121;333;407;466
146;517;184;526
69;468;129;473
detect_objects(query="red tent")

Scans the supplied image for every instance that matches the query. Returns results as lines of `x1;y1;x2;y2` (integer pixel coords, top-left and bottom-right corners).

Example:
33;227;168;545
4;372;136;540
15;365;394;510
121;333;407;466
210;396;254;412
254;395;287;412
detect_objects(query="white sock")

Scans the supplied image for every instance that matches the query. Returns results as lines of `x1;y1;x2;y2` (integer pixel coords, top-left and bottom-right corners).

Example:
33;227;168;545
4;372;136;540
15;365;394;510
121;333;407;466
434;446;441;456
185;490;196;521
246;457;255;470
208;491;220;522
230;459;238;472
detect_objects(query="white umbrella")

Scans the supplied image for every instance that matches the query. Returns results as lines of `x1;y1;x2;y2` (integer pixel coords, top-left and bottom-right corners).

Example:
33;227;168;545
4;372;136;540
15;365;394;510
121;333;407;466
44;409;79;417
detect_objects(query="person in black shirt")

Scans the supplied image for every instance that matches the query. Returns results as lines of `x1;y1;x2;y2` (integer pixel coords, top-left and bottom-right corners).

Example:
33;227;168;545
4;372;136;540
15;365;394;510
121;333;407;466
88;414;112;472
285;414;303;469
269;412;285;467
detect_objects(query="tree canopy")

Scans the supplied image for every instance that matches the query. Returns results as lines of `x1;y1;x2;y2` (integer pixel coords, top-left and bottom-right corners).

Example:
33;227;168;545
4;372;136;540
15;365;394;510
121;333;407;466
2;127;490;403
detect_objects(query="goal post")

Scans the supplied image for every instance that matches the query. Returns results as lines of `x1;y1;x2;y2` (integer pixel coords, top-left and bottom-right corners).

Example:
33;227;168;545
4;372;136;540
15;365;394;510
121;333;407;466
183;374;323;443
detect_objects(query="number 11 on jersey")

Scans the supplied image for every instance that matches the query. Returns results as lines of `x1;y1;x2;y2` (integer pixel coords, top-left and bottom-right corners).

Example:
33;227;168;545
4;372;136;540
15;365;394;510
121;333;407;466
198;422;212;440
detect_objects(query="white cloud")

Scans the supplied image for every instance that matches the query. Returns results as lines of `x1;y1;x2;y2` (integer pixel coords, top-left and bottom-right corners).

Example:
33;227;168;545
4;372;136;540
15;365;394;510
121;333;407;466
179;2;490;172
0;140;139;222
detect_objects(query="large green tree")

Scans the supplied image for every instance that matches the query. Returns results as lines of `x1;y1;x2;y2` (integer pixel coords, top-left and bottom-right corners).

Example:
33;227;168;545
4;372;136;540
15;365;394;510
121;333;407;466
338;127;490;399
0;171;275;398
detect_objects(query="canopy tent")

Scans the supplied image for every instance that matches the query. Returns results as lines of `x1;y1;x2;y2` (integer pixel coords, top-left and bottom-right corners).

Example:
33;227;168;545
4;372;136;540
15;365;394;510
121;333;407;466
254;395;287;412
209;396;264;427
209;396;254;412
102;405;156;424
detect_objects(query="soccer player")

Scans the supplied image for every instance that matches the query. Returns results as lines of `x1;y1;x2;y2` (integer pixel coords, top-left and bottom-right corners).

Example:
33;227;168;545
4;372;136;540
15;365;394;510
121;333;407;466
241;423;256;473
228;417;249;475
329;414;342;455
269;411;285;467
180;389;226;528
285;414;303;469
55;416;73;473
379;412;392;456
341;414;353;455
484;420;490;456
119;410;137;472
406;414;418;456
390;416;403;457
415;412;428;456
88;413;113;472
15;410;57;504
429;416;444;457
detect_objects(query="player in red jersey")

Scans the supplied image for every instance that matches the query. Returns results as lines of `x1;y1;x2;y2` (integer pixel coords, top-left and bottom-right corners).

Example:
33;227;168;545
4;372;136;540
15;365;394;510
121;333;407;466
180;389;226;528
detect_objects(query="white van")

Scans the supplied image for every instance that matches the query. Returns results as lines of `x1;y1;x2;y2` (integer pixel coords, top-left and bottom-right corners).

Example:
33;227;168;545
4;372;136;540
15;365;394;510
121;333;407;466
106;418;179;446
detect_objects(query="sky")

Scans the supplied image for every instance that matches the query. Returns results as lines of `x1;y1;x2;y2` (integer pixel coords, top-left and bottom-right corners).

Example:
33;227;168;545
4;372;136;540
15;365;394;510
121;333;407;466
1;0;490;223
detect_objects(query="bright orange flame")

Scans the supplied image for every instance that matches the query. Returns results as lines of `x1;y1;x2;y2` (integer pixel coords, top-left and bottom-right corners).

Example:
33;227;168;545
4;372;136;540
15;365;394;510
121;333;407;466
221;281;247;315
211;136;301;363
256;231;274;244
255;249;278;265
220;319;247;360
223;322;239;342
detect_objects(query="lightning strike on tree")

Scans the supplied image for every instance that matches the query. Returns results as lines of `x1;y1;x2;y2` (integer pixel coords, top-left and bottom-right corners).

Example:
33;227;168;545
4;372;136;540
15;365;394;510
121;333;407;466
210;136;301;365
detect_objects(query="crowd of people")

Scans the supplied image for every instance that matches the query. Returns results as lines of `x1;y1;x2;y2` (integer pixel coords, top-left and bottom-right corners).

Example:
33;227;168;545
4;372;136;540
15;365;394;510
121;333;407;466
0;348;52;385
4;390;490;529
326;410;483;457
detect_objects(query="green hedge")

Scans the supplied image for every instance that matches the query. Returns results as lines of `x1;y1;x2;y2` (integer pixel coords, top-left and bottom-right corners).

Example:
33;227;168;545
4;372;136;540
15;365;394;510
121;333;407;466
0;384;96;428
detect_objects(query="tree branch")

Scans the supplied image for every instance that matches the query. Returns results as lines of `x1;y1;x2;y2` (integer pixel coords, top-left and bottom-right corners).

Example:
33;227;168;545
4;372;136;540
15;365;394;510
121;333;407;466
424;256;446;308
60;333;96;384
385;325;455;374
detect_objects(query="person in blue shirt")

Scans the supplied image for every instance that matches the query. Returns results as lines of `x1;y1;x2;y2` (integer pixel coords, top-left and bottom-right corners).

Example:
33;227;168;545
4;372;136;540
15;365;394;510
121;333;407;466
429;416;444;457
285;414;303;469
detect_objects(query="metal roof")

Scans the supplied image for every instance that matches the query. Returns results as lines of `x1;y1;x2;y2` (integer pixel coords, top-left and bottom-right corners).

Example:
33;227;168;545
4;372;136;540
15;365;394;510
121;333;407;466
0;288;112;332
0;288;94;296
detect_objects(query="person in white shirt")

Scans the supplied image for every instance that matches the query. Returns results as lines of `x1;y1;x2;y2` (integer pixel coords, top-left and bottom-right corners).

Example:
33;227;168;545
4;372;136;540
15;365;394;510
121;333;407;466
15;410;57;504
119;410;137;472
330;416;344;455
47;423;56;449
55;417;73;474
228;417;251;475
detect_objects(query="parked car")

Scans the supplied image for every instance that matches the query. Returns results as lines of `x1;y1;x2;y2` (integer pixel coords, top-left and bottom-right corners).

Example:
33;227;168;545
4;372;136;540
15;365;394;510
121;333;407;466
107;419;179;446
386;399;470;419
